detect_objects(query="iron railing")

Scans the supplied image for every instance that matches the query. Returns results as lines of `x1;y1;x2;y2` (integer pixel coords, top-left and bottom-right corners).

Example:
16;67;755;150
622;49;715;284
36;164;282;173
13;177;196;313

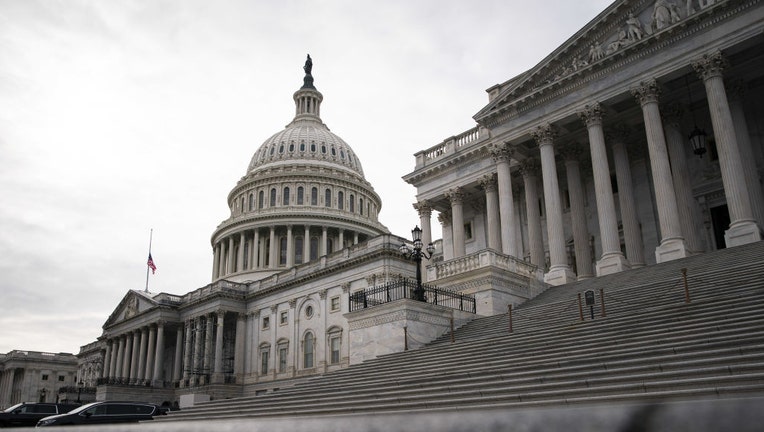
349;278;476;313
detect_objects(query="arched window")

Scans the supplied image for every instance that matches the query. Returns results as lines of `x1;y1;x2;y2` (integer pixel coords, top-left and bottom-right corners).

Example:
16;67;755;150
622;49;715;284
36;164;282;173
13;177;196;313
303;333;314;369
289;142;294;152
325;189;331;207
331;146;336;156
321;144;327;154
278;144;284;153
279;237;287;265
338;191;344;210
240;196;245;212
327;238;334;254
270;188;277;207
295;236;304;264
300;141;305;152
310;142;316;152
283;187;290;206
359;198;364;215
297;187;304;205
248;193;254;211
258;191;264;209
310;236;319;260
311;187;318;206
349;194;355;213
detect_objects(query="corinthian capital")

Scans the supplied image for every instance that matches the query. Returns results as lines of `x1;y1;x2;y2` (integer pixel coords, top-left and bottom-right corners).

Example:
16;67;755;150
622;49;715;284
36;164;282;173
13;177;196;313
490;142;514;163
446;187;464;205
518;158;539;177
478;173;498;192
631;78;661;106
413;201;432;217
692;51;727;81
530;123;557;146
577;102;604;127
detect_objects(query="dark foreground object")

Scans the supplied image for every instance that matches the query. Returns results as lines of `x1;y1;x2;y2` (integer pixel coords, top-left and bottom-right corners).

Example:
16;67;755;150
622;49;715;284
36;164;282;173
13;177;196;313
42;398;764;431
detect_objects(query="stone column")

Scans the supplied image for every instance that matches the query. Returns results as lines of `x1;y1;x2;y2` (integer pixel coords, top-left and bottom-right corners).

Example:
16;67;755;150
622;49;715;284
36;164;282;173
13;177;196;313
212;310;226;383
608;126;646;267
237;232;246;272
204;314;214;377
191;317;202;378
137;327;148;381
212;244;220;279
218;241;227;277
446;187;466;258
578;104;630;275
102;340;112;378
532;124;575;285
338;230;344;250
252;230;260;269
480;174;502;252
303;226;311;263
286;225;294;266
182;319;192;382
152;321;165;384
414;201;433;283
560;144;594;279
234;313;246;379
519;159;545;267
661;104;705;253
144;325;156;381
173;327;184;382
631;78;689;262
492;143;517;256
227;236;236;274
122;332;133;380
693;52;761;246
268;227;277;268
321;226;328;256
113;336;124;378
130;331;141;382
727;80;764;232
438;211;453;261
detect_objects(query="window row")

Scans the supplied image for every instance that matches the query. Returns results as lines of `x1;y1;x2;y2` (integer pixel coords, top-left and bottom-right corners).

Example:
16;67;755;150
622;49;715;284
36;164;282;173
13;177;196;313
237;186;373;215
257;141;356;165
258;330;342;374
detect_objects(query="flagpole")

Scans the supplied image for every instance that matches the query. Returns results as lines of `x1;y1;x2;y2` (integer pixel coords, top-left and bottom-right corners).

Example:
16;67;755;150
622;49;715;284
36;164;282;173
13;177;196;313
145;229;153;292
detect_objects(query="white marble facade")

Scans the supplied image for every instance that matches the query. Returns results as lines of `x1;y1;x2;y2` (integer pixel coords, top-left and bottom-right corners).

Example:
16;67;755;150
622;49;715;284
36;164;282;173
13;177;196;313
78;0;764;406
405;0;764;285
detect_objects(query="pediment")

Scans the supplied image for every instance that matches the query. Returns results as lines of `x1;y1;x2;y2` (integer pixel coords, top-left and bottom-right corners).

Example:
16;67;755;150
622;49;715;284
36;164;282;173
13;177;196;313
474;0;726;126
102;290;158;329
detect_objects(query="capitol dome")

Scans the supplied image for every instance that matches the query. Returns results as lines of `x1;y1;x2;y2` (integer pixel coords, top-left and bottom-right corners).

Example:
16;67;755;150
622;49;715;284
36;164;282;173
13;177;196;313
210;56;389;283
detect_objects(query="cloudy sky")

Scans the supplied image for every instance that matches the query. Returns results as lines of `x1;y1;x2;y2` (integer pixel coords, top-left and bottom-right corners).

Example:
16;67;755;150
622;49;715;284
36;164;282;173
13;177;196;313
0;0;612;354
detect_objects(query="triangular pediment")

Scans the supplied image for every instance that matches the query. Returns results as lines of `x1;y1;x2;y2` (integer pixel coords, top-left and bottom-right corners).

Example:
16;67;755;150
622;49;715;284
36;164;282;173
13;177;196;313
474;0;723;126
102;290;158;329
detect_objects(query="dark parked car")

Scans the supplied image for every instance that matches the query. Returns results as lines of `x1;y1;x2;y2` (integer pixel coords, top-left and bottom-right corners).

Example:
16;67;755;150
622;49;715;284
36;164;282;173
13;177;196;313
36;401;165;427
0;403;79;428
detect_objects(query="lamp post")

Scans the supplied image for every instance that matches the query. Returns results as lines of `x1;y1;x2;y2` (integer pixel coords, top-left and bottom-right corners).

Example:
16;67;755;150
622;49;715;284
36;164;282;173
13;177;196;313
39;388;47;403
77;381;84;403
399;226;435;302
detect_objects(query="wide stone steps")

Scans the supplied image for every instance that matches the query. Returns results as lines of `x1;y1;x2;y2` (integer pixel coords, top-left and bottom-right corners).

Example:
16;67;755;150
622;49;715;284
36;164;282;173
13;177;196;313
162;241;764;422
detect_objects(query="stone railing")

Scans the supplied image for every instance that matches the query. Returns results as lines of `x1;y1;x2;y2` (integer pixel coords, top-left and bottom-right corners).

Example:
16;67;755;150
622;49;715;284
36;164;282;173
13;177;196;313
413;126;487;169
428;249;543;281
249;234;406;294
184;280;248;303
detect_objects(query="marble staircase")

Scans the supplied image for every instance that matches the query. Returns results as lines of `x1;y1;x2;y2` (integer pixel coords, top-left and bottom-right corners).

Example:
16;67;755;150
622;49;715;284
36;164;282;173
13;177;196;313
160;241;764;422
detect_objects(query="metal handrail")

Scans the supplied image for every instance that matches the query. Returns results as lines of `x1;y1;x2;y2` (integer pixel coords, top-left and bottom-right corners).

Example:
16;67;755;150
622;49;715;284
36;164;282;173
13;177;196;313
349;278;476;313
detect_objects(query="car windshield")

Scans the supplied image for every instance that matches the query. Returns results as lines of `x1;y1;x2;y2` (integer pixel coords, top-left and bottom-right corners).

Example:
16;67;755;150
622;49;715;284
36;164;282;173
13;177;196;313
65;402;100;415
3;403;24;413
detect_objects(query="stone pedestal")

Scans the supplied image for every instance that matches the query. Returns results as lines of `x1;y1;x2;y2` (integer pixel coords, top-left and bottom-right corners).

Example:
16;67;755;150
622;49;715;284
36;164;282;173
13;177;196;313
655;238;690;263
345;300;474;365
179;393;210;409
543;266;577;286
725;222;763;247
596;253;631;276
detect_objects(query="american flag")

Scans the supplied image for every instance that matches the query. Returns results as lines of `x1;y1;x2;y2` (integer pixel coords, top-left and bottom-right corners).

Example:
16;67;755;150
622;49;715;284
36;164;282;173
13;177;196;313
147;253;157;274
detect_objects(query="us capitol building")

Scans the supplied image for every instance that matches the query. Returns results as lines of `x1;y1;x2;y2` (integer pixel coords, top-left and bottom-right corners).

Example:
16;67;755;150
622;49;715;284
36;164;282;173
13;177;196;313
3;0;762;409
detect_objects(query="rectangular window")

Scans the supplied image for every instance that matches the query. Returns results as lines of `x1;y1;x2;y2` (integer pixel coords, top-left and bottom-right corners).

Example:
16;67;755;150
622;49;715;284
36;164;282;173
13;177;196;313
262;316;270;329
330;296;340;312
330;336;341;364
41;374;49;381
278;347;288;373
260;349;269;375
464;222;473;240
280;311;288;325
58;375;65;382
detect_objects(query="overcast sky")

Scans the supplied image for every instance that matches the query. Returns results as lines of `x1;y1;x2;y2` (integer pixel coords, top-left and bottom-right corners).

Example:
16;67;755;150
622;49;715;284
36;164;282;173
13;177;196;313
0;0;613;355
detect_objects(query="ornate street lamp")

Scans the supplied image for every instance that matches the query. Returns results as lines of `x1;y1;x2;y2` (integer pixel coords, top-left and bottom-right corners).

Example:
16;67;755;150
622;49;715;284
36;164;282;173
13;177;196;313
39;387;47;403
399;226;435;301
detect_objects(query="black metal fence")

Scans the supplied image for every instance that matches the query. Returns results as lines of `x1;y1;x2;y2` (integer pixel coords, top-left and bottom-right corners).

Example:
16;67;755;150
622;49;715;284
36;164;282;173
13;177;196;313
349;278;476;313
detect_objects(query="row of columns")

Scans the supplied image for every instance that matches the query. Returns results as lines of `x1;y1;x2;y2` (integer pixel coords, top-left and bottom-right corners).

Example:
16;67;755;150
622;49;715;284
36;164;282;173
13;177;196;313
414;51;761;284
181;310;245;385
212;225;363;279
101;321;169;384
